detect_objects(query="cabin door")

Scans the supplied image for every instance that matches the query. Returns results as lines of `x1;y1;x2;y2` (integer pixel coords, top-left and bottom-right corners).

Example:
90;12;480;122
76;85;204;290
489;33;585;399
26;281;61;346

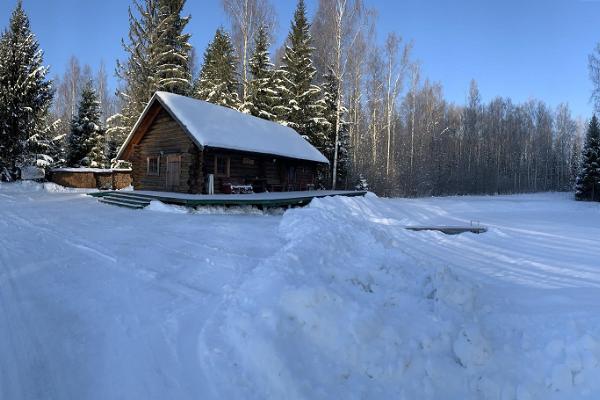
166;155;181;191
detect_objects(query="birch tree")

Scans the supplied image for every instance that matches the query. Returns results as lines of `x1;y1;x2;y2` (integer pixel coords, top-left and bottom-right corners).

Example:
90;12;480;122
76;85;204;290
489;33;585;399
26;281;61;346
312;0;364;188
221;0;276;100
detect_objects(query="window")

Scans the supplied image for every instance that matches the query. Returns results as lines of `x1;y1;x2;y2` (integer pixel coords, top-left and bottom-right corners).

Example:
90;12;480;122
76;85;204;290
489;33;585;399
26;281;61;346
214;155;230;177
147;156;160;176
242;157;255;166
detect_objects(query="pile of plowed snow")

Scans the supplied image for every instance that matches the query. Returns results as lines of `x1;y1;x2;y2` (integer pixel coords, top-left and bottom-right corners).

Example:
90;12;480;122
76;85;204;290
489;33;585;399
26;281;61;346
193;194;600;399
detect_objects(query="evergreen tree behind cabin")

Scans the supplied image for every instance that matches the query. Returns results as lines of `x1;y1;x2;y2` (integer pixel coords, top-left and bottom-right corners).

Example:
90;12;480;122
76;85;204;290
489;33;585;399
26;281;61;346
152;0;192;95
243;25;277;121
0;0;53;172
67;82;106;167
117;0;157;136
27;117;65;168
575;115;600;201
117;0;192;142
277;0;327;149
105;113;129;166
194;28;240;109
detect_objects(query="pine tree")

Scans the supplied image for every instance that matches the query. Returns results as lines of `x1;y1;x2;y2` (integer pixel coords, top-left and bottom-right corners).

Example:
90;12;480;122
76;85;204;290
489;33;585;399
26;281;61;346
243;25;277;120
322;67;350;188
276;0;327;147
116;0;157;136
26;117;64;168
0;0;53;174
575;115;600;201
116;0;192;141
355;174;369;191
151;0;192;95
105;113;129;166
67;82;106;167
194;28;240;109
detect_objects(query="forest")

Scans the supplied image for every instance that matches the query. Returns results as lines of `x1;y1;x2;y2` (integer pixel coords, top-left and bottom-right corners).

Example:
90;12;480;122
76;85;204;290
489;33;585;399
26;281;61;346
0;0;592;197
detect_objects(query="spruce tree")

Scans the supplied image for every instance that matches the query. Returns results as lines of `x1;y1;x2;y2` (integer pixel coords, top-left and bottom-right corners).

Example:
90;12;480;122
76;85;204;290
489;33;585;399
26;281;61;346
355;174;369;191
151;0;192;95
27;117;64;168
322;67;350;188
276;0;327;147
0;0;53;174
194;28;240;109
116;0;157;136
575;115;600;201
243;25;277;121
116;0;192;142
105;113;129;166
67;82;106;167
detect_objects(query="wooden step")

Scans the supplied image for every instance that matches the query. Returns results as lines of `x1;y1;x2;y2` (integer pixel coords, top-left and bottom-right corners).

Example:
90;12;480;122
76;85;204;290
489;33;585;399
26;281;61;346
98;197;147;209
102;195;151;206
104;192;154;202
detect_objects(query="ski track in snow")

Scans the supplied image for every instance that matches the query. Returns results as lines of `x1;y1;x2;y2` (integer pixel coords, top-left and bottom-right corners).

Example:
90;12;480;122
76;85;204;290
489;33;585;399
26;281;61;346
1;182;600;399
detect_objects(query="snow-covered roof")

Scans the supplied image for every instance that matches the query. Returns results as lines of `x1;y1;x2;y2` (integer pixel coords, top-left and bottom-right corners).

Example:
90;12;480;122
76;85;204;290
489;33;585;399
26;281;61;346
118;92;329;164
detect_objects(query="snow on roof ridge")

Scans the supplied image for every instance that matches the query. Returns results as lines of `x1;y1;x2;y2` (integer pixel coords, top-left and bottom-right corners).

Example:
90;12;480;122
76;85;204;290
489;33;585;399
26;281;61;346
152;92;329;164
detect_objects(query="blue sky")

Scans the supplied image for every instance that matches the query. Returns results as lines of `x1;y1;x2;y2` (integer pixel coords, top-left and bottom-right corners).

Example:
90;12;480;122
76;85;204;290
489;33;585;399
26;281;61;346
0;0;598;118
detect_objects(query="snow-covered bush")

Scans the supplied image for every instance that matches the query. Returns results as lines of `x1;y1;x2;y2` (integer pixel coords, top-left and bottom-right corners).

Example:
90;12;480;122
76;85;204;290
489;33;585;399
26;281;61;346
355;174;369;191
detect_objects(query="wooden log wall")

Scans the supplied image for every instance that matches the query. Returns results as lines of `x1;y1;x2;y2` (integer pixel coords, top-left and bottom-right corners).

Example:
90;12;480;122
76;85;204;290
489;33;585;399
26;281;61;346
131;108;203;193
202;148;319;193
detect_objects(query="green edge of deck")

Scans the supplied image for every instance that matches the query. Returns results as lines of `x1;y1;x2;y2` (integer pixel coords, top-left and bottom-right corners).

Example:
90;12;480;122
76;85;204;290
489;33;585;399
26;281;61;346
88;191;367;208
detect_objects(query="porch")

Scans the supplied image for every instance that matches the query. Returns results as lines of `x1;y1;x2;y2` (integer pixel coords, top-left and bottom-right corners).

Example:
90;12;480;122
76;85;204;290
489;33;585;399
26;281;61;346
89;190;368;209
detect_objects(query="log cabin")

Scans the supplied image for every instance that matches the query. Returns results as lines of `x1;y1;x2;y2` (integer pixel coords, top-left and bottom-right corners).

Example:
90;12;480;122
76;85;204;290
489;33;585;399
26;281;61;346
117;92;329;194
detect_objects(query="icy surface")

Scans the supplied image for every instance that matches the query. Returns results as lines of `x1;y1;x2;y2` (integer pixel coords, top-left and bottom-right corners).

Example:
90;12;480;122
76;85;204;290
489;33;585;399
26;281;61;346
119;92;329;164
1;184;600;399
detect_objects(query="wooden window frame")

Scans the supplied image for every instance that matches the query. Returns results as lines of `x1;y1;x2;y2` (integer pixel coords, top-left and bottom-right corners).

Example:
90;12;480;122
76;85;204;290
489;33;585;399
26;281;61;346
214;155;231;178
147;156;160;176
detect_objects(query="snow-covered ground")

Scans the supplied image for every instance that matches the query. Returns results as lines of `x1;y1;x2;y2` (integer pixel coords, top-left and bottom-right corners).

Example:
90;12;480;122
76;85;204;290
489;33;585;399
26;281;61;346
1;182;599;400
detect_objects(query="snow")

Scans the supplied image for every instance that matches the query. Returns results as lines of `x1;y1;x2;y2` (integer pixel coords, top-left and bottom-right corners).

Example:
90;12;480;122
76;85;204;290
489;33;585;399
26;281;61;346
1;184;600;399
51;168;132;173
118;91;329;164
20;165;45;180
146;200;285;216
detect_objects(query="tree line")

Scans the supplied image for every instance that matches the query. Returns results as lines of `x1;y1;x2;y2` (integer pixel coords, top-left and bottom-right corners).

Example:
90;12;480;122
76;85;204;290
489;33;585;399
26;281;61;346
0;0;591;198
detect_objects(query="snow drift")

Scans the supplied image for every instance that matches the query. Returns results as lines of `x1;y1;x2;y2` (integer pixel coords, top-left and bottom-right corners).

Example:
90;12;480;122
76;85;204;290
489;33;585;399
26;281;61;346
194;194;600;399
1;183;600;399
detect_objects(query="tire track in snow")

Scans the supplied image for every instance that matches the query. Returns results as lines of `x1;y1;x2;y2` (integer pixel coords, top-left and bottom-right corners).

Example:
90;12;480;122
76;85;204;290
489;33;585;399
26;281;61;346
0;211;66;399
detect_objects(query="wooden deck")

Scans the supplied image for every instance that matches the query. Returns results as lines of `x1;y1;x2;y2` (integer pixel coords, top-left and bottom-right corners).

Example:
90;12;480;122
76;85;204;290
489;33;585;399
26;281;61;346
405;226;488;235
89;190;368;209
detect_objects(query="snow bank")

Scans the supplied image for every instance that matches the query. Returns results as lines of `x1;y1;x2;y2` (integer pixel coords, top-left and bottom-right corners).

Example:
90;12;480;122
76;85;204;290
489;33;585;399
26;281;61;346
146;200;285;216
0;181;96;194
196;195;480;399
146;200;191;214
42;182;98;194
195;194;600;399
